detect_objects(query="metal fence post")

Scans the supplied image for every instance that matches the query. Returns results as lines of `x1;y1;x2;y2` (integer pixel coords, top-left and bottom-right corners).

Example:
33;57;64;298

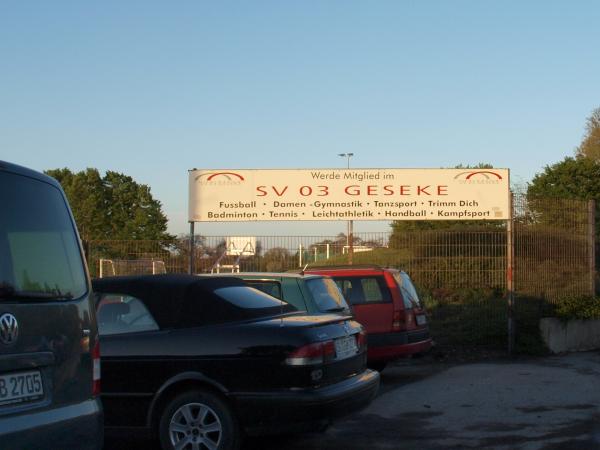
507;193;515;355
589;200;596;296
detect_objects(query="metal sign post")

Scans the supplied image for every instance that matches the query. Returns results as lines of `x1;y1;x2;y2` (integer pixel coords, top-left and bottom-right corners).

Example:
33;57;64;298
588;200;596;296
338;153;355;265
189;221;195;275
348;220;354;265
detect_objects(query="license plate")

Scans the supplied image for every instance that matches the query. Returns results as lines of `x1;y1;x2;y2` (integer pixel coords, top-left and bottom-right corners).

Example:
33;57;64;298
416;314;427;326
0;370;44;407
334;335;358;360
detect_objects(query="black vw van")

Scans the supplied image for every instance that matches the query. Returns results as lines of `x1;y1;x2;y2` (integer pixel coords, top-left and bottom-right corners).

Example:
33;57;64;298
0;161;103;449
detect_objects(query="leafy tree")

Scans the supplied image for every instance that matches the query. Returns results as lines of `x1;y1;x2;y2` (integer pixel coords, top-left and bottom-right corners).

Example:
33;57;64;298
102;171;172;240
526;157;596;232
44;168;106;241
453;163;496;170
527;157;600;200
46;168;174;242
262;247;292;272
576;107;600;161
527;108;600;231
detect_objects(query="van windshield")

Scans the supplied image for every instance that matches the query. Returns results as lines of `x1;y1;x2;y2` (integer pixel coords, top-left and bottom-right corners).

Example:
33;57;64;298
393;271;421;308
305;277;351;313
0;171;87;301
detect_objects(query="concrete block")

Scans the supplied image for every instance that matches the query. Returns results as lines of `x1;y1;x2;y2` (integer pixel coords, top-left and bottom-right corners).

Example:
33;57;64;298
539;317;600;353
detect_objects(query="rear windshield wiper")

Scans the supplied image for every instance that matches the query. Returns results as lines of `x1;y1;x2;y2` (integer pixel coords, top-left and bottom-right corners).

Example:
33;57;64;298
0;284;73;301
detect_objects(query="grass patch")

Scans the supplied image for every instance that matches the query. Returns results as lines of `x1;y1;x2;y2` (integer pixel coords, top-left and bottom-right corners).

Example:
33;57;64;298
426;296;507;349
307;247;412;267
424;291;550;356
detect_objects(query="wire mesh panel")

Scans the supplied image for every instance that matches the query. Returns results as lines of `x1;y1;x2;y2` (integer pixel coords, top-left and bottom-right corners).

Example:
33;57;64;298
513;195;591;302
87;240;182;277
85;194;593;352
98;258;167;277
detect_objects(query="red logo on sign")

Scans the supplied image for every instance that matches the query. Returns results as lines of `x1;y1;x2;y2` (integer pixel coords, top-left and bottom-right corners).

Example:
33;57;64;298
196;172;246;185
454;171;503;181
206;172;245;181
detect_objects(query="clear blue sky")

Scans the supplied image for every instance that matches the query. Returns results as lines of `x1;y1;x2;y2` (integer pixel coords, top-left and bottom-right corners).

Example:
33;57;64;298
2;1;599;236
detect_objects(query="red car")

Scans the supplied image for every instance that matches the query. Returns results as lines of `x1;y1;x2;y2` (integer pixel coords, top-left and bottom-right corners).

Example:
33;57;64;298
305;265;432;371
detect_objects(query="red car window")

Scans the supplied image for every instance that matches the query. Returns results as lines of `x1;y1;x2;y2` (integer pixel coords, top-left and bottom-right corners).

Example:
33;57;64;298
333;276;391;305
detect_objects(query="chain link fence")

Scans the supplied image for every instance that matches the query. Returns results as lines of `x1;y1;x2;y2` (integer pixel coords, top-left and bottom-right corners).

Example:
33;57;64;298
85;194;595;353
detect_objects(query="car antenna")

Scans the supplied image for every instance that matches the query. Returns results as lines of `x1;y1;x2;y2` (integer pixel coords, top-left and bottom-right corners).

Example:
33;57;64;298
280;290;286;327
302;263;308;275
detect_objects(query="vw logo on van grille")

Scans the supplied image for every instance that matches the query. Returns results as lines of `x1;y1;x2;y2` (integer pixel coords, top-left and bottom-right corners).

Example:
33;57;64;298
0;313;18;345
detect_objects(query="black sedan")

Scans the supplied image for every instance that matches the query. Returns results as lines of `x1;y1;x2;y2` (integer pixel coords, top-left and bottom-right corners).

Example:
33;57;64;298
92;274;379;450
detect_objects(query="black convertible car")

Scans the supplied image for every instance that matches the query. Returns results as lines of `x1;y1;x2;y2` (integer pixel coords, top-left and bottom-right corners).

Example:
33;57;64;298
92;274;379;450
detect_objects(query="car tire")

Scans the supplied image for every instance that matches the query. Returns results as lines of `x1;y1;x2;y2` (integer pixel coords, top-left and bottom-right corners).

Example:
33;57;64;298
159;389;241;450
368;361;387;372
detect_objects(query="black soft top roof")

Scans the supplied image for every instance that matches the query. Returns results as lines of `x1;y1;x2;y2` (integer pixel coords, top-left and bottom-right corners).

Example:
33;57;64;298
92;274;250;328
92;274;292;328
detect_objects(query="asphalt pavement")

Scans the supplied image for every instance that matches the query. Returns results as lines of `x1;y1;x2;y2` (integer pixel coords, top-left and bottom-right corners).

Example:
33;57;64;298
106;351;600;450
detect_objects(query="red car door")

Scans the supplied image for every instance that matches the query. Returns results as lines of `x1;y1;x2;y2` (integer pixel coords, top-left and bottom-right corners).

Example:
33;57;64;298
333;275;394;334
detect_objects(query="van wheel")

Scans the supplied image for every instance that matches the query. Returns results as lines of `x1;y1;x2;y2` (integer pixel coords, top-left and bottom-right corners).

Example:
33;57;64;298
368;361;387;372
159;390;241;450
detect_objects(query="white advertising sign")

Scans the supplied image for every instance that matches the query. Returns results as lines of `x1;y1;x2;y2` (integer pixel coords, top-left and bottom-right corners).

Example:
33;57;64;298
188;168;510;222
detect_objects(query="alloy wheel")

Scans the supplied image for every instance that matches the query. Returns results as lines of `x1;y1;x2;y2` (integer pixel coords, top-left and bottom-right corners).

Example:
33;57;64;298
169;402;222;450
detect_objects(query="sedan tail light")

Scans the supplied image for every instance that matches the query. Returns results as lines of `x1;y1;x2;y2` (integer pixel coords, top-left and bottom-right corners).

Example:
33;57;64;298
356;329;367;351
285;340;335;366
92;339;101;396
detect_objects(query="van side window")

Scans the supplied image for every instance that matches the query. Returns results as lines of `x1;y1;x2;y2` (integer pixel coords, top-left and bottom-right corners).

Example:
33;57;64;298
97;294;159;336
361;278;384;302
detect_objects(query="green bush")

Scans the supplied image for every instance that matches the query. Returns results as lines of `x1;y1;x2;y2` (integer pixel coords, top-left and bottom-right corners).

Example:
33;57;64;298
554;296;600;321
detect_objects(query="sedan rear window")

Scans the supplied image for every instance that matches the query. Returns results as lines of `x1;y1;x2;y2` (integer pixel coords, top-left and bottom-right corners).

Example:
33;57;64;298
244;280;283;299
215;286;289;309
179;286;297;326
97;294;159;336
0;172;87;301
